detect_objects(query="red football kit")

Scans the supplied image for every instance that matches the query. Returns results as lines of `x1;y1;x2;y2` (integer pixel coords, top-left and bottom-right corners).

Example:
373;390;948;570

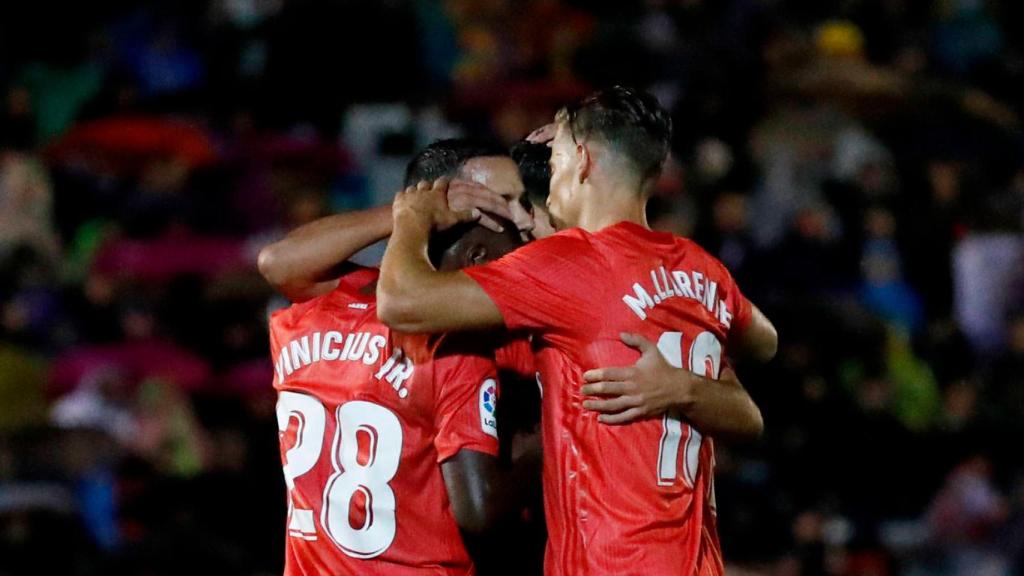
269;266;500;575
464;221;753;576
495;336;536;379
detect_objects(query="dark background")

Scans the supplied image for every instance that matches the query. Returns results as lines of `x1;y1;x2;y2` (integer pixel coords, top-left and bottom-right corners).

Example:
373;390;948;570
1;0;1023;574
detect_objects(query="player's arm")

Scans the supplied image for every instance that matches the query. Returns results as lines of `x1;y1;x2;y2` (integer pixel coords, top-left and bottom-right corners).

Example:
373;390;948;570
258;183;517;303
443;446;541;571
732;303;778;363
442;450;502;533
442;445;540;533
377;180;505;333
432;340;540;568
582;333;763;441
257;206;393;302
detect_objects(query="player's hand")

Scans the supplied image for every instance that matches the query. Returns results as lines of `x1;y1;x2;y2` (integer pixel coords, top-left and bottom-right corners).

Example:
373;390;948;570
393;178;476;231
526;123;556;145
446;179;518;233
506;194;535;238
581;332;697;425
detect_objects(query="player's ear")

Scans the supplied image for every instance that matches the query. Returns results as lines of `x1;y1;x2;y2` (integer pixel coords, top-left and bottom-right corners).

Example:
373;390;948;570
577;142;591;184
467;243;488;266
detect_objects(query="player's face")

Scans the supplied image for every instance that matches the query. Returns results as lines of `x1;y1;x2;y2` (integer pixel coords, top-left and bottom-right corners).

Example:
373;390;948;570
460;156;532;234
546;120;580;230
530;202;557;239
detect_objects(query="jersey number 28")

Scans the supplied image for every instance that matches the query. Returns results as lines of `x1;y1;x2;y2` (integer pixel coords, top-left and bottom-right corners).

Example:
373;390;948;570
276;393;402;558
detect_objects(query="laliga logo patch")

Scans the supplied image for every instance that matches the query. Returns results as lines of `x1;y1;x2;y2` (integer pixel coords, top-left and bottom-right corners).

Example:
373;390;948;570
479;378;498;438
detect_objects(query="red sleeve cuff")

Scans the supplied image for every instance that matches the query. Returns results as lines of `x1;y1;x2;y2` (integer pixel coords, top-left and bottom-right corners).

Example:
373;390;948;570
732;297;753;335
436;439;499;464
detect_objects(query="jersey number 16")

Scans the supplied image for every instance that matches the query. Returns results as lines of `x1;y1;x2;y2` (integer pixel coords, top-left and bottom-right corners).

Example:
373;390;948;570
655;331;722;487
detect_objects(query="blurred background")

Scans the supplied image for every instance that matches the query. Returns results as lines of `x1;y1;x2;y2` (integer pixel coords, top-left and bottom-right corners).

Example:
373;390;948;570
1;0;1023;574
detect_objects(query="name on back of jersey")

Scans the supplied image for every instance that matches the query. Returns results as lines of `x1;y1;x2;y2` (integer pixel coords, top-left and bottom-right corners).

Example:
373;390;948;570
622;265;734;327
274;330;415;398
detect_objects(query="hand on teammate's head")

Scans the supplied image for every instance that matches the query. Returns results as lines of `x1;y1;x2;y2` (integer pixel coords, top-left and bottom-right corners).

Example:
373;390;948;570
526;123;557;145
447;179;514;233
394;177;476;231
447;179;535;236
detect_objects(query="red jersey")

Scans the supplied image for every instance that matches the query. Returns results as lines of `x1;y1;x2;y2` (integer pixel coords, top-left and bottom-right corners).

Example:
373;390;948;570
269;267;500;576
465;221;753;576
495;336;536;379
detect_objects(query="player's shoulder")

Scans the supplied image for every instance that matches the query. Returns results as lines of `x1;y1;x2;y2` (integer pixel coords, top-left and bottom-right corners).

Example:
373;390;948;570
648;229;734;278
606;221;699;250
682;238;736;278
270;268;379;331
606;222;739;282
269;293;323;330
672;235;718;263
676;239;741;292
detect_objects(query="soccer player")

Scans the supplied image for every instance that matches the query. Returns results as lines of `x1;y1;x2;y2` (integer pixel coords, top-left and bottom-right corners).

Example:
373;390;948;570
264;140;529;575
260;138;547;574
269;221;519;575
377;87;776;575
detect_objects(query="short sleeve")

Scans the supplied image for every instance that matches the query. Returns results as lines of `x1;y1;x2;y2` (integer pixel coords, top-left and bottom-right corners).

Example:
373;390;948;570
713;255;752;340
462;230;604;337
728;284;753;337
432;338;501;462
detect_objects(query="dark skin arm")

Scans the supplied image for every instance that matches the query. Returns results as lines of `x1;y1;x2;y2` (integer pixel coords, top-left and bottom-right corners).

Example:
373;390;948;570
257;182;516;303
582;333;764;441
442;450;502;534
442;446;539;530
442;446;541;569
377;179;505;333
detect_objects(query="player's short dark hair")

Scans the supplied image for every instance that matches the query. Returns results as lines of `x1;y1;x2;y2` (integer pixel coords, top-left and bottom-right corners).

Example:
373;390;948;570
404;138;509;187
558;85;672;183
510;140;551;207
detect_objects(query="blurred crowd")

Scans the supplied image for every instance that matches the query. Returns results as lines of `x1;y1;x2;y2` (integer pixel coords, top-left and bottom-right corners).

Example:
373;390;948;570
1;0;1023;575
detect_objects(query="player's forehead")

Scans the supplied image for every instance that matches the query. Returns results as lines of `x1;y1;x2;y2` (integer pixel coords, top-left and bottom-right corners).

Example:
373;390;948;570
459;155;525;200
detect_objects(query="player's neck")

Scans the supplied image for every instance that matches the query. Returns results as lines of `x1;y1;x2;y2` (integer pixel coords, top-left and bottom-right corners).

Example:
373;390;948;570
577;193;648;233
